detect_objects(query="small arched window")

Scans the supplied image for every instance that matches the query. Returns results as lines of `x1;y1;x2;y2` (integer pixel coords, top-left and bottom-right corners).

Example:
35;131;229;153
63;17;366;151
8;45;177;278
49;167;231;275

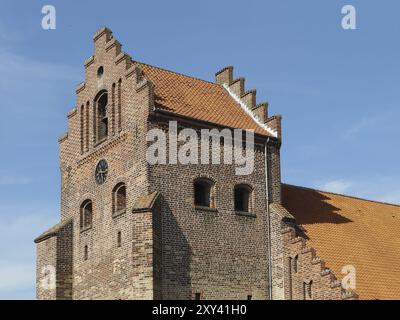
303;281;313;300
80;200;93;230
97;66;104;79
113;183;126;215
117;78;122;131
194;178;214;208
96;91;108;142
234;184;253;212
290;255;298;274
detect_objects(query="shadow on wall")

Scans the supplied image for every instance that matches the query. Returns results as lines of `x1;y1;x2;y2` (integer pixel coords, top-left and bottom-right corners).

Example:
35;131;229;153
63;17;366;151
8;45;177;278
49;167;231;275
281;184;353;228
157;193;193;299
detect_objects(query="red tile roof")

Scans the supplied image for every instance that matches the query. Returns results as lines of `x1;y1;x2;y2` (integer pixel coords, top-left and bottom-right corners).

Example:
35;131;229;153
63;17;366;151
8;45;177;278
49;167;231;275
282;184;400;300
137;62;273;137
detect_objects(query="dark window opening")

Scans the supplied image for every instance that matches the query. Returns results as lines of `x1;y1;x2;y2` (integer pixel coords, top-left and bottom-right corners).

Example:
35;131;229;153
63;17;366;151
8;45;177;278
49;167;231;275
118;79;122;131
303;281;312;300
111;83;116;135
234;185;252;212
80;105;84;154
117;231;122;247
97;66;104;78
195;293;201;300
84;245;88;260
97;92;108;142
113;183;126;215
80;200;93;230
85;101;89;151
291;255;298;274
247;295;252;300
194;179;214;207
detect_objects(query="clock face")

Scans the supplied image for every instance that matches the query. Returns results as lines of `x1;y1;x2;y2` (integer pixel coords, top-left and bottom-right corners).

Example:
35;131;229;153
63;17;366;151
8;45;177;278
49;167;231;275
95;159;108;185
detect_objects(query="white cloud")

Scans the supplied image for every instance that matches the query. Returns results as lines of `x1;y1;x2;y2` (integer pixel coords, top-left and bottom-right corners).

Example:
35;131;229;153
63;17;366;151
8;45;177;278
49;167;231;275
343;114;389;140
0;51;80;87
312;175;400;205
0;23;80;92
316;179;352;194
0;175;32;185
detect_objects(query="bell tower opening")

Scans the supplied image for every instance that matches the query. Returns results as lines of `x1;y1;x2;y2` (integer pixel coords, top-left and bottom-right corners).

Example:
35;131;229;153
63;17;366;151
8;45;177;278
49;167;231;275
96;91;108;142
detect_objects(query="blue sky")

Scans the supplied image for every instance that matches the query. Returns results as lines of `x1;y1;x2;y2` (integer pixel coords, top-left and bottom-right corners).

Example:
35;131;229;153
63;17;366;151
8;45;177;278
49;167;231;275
0;0;399;299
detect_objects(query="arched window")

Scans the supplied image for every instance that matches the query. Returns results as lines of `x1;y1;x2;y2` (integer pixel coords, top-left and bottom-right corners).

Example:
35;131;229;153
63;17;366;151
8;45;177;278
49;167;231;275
97;66;104;79
303;281;313;300
111;83;116;135
80;104;84;154
96;91;108;142
80;200;93;230
113;183;126;215
290;255;298;274
308;281;313;299
117;79;122;131
85;101;90;151
234;184;253;212
194;178;214;208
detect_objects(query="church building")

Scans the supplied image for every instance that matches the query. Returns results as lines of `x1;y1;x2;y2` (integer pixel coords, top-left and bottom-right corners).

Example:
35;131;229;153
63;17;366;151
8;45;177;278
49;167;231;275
35;27;400;300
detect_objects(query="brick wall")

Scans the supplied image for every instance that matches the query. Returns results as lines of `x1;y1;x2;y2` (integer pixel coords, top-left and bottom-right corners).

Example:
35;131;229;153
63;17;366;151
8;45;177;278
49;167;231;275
36;236;57;300
266;142;281;204
282;226;357;300
63;28;156;299
35;219;73;299
269;204;357;300
56;221;73;299
37;27;160;299
36;27;279;299
35;26;357;300
148;119;271;300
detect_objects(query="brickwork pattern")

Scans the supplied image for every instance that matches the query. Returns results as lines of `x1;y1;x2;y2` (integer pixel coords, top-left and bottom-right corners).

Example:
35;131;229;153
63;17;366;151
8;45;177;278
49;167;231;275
148;121;270;299
282;226;357;300
35;26;356;300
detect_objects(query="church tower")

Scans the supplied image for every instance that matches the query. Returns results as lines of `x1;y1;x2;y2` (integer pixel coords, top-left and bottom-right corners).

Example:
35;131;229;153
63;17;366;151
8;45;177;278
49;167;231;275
35;27;354;300
35;27;159;299
35;26;279;300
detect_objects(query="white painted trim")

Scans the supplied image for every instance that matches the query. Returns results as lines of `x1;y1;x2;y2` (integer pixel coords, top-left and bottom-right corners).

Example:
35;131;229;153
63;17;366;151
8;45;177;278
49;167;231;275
223;84;278;138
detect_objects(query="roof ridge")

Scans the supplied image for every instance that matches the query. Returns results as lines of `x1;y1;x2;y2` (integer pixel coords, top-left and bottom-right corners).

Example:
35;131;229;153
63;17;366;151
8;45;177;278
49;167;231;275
282;183;400;208
134;60;218;86
223;83;278;137
134;59;274;137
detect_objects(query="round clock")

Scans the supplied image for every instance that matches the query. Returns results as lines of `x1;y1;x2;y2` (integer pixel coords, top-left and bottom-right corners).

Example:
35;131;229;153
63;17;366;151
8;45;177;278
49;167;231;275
95;159;108;185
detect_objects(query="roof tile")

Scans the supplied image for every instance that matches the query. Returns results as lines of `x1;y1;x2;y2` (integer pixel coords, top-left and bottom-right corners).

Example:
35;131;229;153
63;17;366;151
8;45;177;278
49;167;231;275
137;62;273;136
282;184;400;300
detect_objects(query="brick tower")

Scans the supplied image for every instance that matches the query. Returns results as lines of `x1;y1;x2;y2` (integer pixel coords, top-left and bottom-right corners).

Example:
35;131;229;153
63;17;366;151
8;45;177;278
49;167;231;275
35;27;355;300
